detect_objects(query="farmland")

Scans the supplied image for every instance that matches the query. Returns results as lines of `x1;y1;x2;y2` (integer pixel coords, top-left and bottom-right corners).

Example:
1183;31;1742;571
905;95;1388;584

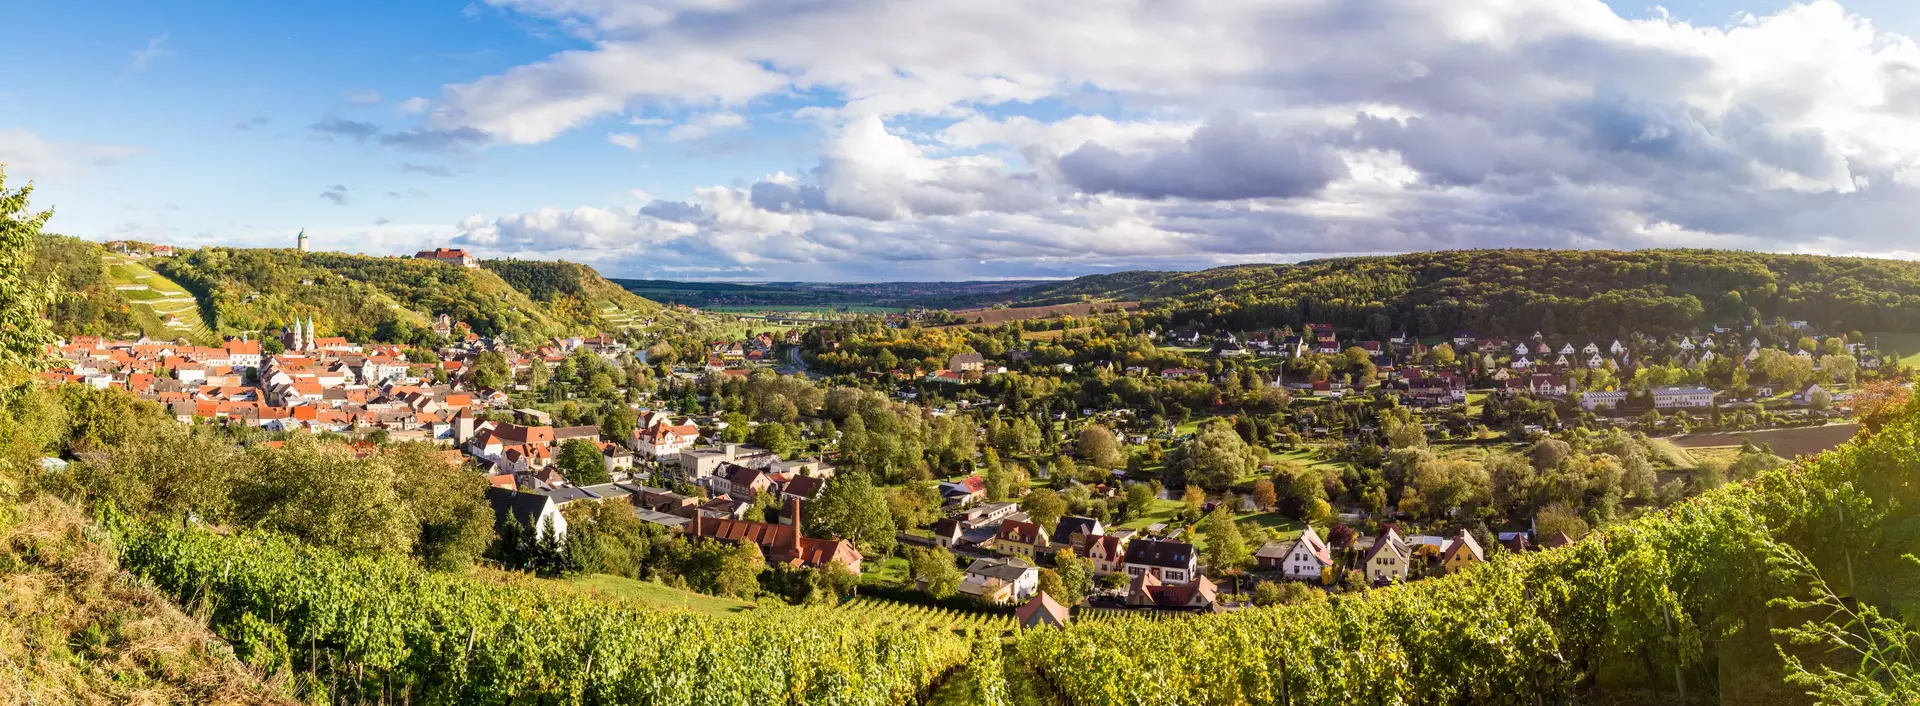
1665;423;1861;459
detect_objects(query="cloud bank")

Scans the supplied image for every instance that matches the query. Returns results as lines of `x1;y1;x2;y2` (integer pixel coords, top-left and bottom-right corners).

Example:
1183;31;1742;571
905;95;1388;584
388;0;1920;279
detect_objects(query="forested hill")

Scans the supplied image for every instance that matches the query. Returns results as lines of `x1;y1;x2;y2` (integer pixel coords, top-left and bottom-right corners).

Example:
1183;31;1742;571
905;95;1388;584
85;246;665;345
1002;249;1920;338
482;259;661;332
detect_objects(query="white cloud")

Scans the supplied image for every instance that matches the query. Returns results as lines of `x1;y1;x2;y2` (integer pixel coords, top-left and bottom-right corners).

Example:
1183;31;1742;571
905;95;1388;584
397;97;431;114
0;130;144;179
429;0;1920;278
128;32;169;73
607;132;641;149
663;111;747;142
345;89;385;105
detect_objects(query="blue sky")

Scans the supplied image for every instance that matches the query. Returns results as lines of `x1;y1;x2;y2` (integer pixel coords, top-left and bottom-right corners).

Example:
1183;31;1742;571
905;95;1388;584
5;0;1920;281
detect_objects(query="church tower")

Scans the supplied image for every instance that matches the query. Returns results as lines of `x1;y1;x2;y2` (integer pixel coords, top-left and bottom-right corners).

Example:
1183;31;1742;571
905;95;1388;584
305;316;317;352
284;318;302;352
297;228;310;253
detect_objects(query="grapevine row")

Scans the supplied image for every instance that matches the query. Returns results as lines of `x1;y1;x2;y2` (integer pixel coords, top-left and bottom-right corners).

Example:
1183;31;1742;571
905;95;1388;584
1011;415;1913;705
113;522;968;706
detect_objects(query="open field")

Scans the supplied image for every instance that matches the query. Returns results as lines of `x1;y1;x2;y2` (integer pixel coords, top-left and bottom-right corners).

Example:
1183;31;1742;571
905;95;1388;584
1665;423;1860;459
565;574;755;617
704;304;904;314
1870;332;1920;368
944;301;1139;327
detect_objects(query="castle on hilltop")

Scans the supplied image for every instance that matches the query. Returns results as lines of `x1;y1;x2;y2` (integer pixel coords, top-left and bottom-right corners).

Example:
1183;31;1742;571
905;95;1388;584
415;247;478;268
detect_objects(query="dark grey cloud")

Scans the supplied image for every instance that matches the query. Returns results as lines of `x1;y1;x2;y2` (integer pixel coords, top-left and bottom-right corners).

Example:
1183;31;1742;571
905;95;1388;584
639;199;705;221
748;180;825;213
320;184;351;206
311;117;381;142
380;126;492;152
1058;114;1347;200
401;162;456;177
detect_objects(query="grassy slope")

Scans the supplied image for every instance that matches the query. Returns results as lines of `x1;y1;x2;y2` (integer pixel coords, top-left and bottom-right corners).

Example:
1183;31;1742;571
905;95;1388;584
481;259;663;333
102;254;216;343
0;498;293;704
1870;331;1920;368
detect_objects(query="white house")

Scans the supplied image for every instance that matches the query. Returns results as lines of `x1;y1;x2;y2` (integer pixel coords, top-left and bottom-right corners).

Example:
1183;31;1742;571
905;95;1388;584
632;417;701;461
1280;525;1334;581
486;487;569;543
958;558;1040;604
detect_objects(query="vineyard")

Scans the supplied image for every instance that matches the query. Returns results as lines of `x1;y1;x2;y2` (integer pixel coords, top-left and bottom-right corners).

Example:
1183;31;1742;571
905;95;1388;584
1005;411;1920;705
840;597;1017;637
112;521;968;706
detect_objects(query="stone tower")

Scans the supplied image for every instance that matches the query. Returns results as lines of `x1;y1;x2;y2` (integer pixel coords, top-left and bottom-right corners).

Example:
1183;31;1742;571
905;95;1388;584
297;228;310;253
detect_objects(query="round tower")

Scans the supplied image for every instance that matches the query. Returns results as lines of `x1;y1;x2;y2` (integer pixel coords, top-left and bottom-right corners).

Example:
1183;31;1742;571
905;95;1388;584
297;228;310;253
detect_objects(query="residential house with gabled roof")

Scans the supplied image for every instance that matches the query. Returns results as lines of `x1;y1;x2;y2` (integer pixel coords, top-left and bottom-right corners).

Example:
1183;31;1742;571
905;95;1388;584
1015;592;1071;629
1050;516;1104;553
958;557;1040;604
1278;525;1334;581
1122;538;1197;585
1084;533;1132;574
994;520;1049;560
939;475;988;506
485;487;568;543
1125;571;1221;612
1440;529;1486;574
1362;527;1410;584
632;416;701;461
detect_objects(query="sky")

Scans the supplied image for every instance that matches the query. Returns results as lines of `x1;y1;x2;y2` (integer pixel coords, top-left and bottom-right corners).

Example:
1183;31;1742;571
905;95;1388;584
4;0;1920;282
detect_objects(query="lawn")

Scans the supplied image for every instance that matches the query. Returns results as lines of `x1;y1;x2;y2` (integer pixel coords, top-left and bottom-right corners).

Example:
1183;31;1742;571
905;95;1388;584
1465;391;1489;416
862;555;912;588
1116;498;1188;532
565;574;755;617
1867;332;1920;368
1114;499;1302;549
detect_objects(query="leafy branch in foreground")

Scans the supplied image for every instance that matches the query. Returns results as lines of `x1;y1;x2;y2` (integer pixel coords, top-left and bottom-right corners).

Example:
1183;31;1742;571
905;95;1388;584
1769;542;1920;705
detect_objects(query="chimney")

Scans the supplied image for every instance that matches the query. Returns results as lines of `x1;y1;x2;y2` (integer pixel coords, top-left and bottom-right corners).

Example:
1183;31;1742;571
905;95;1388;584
786;496;802;556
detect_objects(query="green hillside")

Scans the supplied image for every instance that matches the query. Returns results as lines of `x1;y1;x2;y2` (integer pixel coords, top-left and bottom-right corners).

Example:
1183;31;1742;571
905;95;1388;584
28;236;216;343
997;249;1920;338
139;247;666;345
482;258;661;332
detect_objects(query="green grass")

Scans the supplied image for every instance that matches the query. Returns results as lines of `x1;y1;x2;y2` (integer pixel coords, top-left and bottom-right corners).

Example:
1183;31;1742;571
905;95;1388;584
102;255;214;343
1466;391;1489;416
1116;498;1190;532
1645;438;1700;469
862;555;911;588
565;574;755;617
1871;332;1920;369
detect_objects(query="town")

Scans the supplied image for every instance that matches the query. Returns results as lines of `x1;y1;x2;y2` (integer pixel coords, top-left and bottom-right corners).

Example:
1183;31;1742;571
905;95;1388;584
37;257;1906;628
